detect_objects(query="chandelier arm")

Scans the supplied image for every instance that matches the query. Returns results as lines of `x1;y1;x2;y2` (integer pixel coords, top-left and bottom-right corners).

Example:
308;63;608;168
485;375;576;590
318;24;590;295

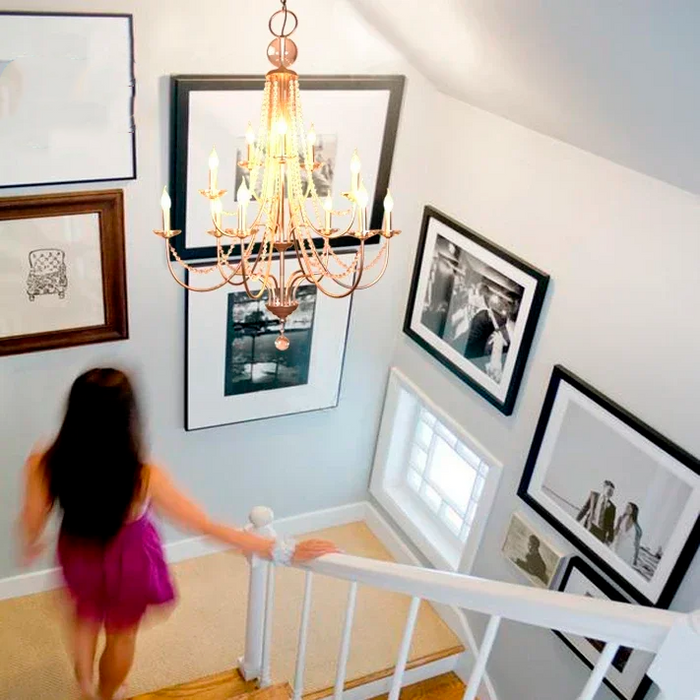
305;245;366;299
164;243;241;293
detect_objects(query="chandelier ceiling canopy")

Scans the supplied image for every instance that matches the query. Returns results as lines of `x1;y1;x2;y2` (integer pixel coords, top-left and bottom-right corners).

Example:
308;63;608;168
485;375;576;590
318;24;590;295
156;0;400;349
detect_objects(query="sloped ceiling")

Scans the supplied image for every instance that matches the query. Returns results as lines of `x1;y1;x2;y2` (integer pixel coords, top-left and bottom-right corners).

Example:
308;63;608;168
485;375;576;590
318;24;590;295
349;0;700;194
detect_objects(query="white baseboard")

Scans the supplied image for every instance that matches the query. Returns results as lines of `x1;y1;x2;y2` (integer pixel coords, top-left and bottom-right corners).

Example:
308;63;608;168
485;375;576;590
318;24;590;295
363;502;499;700
0;501;367;602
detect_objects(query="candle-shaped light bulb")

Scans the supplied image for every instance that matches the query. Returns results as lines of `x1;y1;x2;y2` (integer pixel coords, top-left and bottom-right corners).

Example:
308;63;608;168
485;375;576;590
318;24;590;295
245;123;256;145
160;187;171;231
237;178;250;203
356;181;369;209
383;189;394;234
324;194;333;230
245;123;255;163
276;118;288;157
208;148;219;191
350;149;361;193
276;118;288;135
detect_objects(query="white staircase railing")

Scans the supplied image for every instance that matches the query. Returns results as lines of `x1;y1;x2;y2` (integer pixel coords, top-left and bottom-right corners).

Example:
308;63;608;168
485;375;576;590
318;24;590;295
239;508;699;700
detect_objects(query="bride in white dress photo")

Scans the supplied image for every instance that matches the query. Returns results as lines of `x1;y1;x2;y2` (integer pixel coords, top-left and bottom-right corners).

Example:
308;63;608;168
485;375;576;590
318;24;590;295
613;502;642;568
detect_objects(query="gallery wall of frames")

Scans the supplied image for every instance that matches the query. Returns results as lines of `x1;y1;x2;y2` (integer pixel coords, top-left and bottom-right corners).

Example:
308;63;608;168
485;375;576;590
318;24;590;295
401;203;700;700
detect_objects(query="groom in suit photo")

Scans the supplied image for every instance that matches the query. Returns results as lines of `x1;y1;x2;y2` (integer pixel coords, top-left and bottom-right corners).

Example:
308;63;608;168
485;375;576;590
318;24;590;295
577;480;617;545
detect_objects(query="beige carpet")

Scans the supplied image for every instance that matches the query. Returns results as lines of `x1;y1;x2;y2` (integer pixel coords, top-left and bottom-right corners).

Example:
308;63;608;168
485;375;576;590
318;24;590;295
0;522;460;700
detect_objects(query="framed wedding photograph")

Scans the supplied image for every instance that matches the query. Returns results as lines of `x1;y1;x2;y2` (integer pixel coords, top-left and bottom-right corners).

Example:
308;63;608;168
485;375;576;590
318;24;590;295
169;74;405;260
555;557;653;700
0;190;129;356
518;366;700;606
403;207;549;415
185;254;352;430
0;11;136;189
501;512;565;588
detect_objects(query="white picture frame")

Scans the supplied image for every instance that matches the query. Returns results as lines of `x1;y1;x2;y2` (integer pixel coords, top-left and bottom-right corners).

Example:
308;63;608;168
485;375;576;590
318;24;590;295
185;254;353;430
0;12;136;189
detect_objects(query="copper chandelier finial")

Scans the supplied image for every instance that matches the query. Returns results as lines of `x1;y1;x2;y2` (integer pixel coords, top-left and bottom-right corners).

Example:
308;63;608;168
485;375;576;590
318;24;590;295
155;0;400;349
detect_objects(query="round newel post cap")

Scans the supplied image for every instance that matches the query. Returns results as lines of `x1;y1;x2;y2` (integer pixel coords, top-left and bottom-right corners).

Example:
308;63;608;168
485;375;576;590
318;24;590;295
249;506;274;529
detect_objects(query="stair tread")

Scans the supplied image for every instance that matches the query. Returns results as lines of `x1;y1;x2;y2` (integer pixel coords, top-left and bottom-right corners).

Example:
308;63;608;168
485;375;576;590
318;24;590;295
243;682;292;699
370;672;466;699
303;644;465;700
129;669;256;699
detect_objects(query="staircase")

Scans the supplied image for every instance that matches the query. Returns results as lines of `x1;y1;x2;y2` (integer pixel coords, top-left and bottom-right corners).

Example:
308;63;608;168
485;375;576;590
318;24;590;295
130;670;465;700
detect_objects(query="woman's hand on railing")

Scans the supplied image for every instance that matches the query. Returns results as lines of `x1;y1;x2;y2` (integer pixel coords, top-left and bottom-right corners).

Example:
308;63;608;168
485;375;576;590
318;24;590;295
292;538;340;563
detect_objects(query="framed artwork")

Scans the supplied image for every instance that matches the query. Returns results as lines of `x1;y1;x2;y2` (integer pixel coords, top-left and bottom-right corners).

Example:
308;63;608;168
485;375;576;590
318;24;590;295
501;512;565;588
0;190;129;356
185;254;353;430
403;206;549;415
0;12;136;188
555;557;654;700
170;74;405;260
518;365;700;606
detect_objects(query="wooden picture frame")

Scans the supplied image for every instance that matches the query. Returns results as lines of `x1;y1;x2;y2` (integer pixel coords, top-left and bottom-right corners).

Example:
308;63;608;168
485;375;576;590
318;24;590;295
0;190;129;356
0;11;136;189
403;206;549;415
555;557;654;700
518;365;700;606
169;74;405;260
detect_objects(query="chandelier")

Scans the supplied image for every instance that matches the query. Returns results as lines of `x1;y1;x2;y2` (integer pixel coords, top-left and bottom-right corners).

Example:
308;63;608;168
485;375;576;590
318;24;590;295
155;0;399;350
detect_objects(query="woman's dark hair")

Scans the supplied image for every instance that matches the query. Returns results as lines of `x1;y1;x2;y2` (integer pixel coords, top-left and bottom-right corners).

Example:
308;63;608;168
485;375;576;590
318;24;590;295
43;368;144;544
627;502;639;524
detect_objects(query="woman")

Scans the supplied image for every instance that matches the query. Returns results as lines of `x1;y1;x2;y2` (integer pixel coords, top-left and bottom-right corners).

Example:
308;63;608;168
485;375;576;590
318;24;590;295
613;502;642;568
19;368;337;699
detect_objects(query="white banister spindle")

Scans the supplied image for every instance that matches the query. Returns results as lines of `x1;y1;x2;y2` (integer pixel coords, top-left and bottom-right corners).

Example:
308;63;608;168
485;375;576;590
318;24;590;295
334;581;359;700
260;562;277;688
576;642;620;700
292;571;315;700
388;596;422;700
463;615;502;700
239;506;275;682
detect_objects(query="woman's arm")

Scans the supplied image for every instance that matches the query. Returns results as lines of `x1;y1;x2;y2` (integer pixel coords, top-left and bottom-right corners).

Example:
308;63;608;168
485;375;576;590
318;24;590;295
148;465;338;563
18;448;53;565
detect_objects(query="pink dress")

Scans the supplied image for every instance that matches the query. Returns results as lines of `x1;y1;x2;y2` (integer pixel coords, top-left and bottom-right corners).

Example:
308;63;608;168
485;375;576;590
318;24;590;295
57;506;176;630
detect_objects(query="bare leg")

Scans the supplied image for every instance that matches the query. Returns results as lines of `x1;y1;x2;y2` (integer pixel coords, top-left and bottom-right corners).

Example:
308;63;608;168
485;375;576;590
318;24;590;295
97;625;138;700
72;615;100;698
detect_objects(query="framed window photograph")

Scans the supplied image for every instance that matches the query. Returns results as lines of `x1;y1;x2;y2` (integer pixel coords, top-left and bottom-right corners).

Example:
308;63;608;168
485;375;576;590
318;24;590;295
185;254;353;430
170;74;405;260
0;190;129;356
0;11;136;189
555;557;654;700
403;206;550;415
518;365;700;606
501;512;566;588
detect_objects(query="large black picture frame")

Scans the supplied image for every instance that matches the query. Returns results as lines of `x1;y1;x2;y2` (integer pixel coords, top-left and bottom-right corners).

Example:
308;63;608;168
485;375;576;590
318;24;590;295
518;365;700;606
403;206;549;415
555;557;653;700
170;74;405;261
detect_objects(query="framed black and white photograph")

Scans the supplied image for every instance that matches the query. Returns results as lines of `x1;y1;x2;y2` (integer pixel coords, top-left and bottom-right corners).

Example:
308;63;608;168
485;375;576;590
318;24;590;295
518;366;700;606
0;190;129;356
0;11;136;189
555;557;653;700
501;512;565;588
185;254;352;430
170;74;405;260
403;207;549;415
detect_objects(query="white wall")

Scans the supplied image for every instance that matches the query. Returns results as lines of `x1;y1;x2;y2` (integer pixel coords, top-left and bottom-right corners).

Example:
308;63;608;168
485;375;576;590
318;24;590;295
392;93;700;699
0;0;435;578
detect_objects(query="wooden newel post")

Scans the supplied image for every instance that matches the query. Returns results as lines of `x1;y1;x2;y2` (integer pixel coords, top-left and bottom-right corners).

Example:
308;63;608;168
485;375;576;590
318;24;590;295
239;506;276;682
